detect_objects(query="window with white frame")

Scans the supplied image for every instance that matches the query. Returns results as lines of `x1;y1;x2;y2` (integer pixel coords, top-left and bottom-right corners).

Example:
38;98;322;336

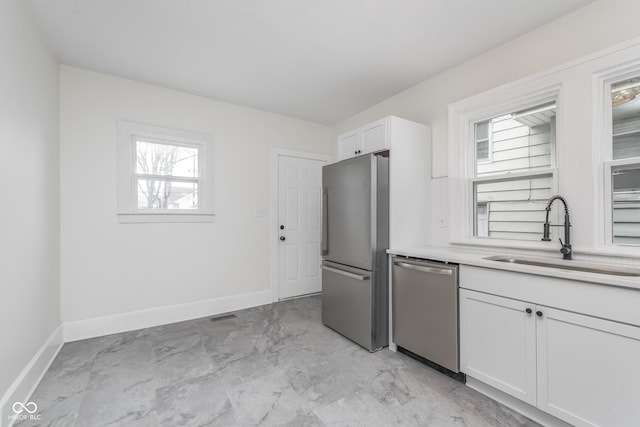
135;140;199;210
471;101;557;241
604;76;640;246
117;121;214;223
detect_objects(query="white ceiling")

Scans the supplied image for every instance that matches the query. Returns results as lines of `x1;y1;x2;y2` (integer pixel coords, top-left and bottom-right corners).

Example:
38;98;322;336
26;0;594;125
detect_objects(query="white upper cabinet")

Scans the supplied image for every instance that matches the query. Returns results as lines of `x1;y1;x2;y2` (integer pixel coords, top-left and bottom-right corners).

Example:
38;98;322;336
336;116;432;249
337;118;389;160
337;131;361;160
361;119;387;154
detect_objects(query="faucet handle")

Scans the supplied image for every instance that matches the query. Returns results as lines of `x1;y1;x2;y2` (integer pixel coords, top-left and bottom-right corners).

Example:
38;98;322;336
559;238;572;256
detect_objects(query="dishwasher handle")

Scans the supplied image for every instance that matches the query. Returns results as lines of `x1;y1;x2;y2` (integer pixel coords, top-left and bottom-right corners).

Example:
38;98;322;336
393;260;453;276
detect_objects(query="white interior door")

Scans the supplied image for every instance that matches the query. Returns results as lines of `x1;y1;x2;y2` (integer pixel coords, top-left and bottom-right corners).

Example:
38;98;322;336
278;155;325;300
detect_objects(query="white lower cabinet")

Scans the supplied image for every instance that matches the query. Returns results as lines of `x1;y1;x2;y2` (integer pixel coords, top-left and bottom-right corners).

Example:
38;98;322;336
460;290;537;405
537;307;640;426
461;288;640;427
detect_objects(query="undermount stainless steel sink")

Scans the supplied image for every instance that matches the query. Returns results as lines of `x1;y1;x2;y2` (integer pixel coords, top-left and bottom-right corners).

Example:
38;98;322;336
484;255;640;277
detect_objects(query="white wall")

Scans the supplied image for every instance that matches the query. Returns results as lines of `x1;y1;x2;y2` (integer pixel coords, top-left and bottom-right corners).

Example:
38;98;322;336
333;0;640;248
60;67;333;332
334;0;640;178
0;0;61;414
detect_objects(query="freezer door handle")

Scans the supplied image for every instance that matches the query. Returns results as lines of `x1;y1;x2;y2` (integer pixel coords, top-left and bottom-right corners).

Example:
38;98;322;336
393;261;453;276
321;265;370;281
321;188;328;255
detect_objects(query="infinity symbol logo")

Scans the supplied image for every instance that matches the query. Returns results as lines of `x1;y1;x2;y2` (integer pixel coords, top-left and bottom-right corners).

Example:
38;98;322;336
12;401;38;414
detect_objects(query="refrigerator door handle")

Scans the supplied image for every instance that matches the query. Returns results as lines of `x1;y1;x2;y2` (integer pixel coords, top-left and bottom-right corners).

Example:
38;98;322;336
321;188;328;255
321;265;370;281
393;261;453;276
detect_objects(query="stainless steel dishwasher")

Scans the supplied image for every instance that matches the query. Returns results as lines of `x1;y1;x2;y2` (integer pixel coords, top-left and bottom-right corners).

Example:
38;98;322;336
392;256;460;373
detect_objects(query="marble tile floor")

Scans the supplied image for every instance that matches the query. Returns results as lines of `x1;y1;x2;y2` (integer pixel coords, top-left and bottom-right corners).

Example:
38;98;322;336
16;295;539;427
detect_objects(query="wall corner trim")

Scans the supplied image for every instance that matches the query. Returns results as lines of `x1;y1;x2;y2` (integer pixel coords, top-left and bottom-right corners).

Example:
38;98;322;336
1;325;64;426
63;289;273;342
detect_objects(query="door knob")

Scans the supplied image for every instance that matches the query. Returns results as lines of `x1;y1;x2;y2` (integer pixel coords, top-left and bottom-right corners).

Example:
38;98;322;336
280;236;286;241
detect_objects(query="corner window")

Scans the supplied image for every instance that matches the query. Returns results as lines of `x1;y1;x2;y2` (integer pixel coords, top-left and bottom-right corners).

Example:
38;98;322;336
606;77;640;245
117;121;214;223
472;102;557;240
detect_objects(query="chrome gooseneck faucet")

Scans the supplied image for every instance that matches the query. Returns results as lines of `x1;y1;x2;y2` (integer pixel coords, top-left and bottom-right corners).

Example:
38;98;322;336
542;195;572;260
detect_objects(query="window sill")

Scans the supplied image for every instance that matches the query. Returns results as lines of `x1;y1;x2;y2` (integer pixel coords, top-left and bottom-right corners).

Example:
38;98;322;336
449;238;559;253
117;212;215;224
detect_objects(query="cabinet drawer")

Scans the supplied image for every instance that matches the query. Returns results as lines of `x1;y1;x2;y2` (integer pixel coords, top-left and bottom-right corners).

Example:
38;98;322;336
459;265;640;326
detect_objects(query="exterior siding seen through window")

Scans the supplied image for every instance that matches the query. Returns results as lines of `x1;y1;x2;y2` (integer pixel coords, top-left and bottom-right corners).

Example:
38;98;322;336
473;103;556;240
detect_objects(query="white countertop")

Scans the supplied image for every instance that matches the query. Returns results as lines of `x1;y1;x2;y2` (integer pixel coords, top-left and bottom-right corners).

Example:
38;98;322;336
387;246;640;291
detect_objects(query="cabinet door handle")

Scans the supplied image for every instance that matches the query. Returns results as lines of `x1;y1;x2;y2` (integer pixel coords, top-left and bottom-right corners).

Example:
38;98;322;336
525;308;532;314
536;310;543;318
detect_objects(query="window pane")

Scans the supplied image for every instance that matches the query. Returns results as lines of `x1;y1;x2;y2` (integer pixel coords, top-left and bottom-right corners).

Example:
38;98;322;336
612;164;640;245
612;78;640;160
476;102;556;177
474;174;553;240
476;140;489;160
136;140;199;178
475;121;490;161
476;203;488;237
476;121;489;140
137;179;198;210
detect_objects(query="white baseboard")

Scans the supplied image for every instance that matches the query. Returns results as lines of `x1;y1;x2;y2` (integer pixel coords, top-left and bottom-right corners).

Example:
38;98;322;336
1;325;63;427
465;377;572;427
63;289;273;342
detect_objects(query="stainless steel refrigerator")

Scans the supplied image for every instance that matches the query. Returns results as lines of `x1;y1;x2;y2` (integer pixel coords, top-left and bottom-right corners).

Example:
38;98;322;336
321;153;389;352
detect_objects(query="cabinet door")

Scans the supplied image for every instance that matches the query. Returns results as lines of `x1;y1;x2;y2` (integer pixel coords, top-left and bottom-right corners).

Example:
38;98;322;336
537;307;640;427
361;119;387;154
460;289;537;405
337;132;361;160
